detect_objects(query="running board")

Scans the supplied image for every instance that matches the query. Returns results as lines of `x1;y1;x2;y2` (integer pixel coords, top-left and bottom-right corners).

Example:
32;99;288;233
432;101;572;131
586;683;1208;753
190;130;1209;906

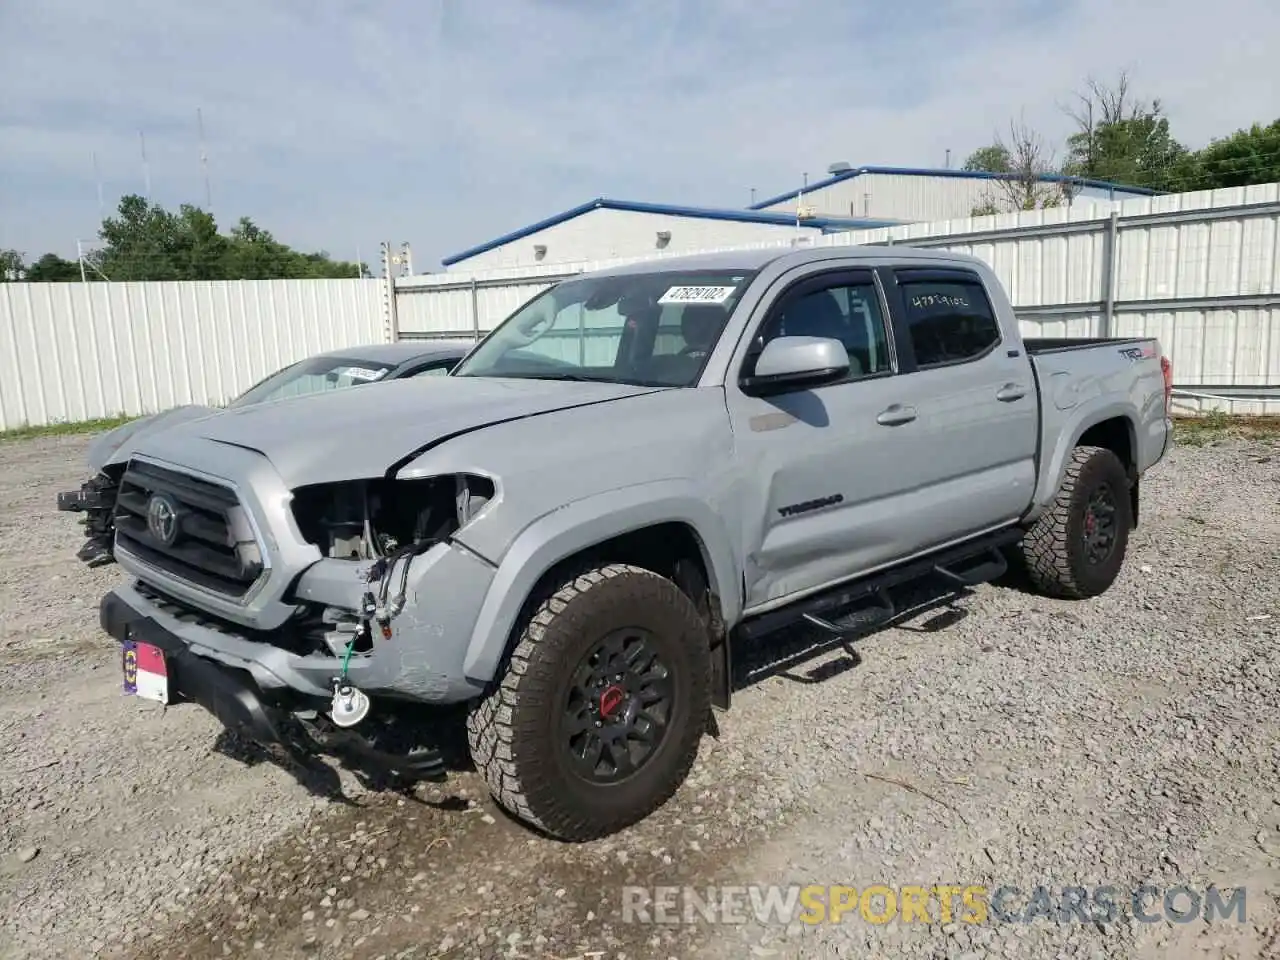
735;527;1023;644
932;547;1008;587
802;587;896;655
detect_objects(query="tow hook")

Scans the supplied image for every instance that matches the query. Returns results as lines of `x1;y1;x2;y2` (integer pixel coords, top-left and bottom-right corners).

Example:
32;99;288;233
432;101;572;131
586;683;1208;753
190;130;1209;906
329;678;371;727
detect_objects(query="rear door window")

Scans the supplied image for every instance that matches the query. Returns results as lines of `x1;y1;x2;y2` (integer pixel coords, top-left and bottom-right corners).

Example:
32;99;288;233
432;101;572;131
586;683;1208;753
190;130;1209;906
895;271;1001;368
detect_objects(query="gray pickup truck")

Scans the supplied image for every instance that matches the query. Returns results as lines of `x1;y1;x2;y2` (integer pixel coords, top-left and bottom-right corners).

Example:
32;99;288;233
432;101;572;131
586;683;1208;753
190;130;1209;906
86;245;1172;841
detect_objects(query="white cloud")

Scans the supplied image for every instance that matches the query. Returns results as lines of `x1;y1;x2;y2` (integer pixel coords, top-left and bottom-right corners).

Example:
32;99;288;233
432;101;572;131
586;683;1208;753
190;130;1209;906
1;0;1276;268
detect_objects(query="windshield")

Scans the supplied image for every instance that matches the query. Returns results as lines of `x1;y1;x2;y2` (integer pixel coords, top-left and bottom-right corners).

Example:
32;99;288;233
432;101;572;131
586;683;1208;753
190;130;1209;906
451;269;758;387
229;356;395;407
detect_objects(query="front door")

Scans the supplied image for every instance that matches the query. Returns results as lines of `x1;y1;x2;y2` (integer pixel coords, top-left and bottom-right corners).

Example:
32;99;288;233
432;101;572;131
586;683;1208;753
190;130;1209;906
725;266;921;612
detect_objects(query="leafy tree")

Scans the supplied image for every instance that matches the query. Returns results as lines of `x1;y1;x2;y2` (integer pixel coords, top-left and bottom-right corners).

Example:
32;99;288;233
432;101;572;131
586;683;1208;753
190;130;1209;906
968;117;1070;215
962;145;1012;173
1186;119;1280;189
0;249;25;280
92;195;366;281
1061;73;1193;191
26;253;83;282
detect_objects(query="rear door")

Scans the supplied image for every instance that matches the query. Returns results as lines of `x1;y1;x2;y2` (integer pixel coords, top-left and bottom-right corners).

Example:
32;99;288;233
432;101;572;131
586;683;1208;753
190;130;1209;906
876;264;1039;544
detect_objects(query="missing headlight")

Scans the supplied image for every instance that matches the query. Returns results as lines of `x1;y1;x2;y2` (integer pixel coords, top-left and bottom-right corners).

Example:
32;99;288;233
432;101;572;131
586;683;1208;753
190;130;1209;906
291;474;495;559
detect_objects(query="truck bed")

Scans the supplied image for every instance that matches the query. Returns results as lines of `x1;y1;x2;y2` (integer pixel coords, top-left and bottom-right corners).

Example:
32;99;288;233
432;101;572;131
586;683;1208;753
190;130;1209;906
1023;336;1151;355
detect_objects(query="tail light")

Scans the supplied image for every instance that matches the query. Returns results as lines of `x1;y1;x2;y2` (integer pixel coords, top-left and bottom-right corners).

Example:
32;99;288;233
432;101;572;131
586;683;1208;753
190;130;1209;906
1160;355;1173;415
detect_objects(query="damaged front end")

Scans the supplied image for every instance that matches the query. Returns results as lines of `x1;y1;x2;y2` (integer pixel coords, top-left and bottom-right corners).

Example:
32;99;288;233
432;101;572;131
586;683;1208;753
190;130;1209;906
102;455;500;785
57;468;124;567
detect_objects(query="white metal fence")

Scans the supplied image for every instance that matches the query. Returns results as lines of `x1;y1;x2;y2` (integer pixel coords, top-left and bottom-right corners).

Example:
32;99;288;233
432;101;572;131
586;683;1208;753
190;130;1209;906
0;278;384;430
2;184;1277;430
396;183;1280;415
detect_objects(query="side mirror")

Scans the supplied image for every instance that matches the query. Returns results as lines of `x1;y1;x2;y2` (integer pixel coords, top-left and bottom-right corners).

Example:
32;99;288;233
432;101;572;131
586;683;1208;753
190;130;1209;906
740;336;849;395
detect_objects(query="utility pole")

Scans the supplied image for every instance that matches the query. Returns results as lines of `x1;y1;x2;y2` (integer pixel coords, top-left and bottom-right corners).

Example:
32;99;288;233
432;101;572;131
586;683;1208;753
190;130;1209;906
399;241;413;276
197;108;212;211
92;152;105;221
139;131;151;200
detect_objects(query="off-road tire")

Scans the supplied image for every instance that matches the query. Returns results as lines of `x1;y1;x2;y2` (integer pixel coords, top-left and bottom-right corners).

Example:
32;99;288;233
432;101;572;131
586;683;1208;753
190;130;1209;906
466;563;713;841
1019;444;1132;599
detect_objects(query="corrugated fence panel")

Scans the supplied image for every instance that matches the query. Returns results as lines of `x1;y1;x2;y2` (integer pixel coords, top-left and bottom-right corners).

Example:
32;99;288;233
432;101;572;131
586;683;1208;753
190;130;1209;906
0;278;384;429
5;187;1280;429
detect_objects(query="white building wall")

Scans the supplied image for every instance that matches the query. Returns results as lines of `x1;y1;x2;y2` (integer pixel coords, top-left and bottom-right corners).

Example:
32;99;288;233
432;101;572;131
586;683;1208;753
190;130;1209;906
446;207;827;271
759;173;1143;222
0;278;385;430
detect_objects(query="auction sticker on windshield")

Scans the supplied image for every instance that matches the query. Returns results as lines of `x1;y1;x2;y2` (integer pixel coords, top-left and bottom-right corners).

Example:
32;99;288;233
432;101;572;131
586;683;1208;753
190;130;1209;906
658;285;738;305
337;366;388;382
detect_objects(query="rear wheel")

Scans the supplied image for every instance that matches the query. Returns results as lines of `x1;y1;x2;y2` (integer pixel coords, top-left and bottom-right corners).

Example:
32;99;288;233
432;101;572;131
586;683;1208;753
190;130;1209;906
466;563;712;841
1019;445;1132;599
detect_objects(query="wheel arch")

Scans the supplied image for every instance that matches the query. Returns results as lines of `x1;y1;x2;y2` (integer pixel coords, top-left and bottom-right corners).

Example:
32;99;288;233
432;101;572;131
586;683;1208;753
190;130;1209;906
1032;401;1139;525
461;482;740;687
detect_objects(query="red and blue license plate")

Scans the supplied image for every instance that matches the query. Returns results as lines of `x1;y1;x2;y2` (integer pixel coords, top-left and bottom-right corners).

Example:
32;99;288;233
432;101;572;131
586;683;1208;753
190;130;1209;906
122;637;170;704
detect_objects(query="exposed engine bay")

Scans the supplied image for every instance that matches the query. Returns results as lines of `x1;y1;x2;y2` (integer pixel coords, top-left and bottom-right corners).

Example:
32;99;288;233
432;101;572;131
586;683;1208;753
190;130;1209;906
289;473;494;562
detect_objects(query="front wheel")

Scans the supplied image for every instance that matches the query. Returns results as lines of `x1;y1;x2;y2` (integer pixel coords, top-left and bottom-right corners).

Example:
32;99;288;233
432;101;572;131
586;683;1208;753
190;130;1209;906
466;563;713;841
1018;445;1133;599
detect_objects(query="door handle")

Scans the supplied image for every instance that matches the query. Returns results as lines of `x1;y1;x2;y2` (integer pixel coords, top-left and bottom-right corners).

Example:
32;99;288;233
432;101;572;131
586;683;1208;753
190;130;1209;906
876;403;917;426
996;383;1027;402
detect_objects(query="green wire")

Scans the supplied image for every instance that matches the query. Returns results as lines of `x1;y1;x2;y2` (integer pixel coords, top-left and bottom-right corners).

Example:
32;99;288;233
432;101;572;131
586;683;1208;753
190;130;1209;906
339;637;356;678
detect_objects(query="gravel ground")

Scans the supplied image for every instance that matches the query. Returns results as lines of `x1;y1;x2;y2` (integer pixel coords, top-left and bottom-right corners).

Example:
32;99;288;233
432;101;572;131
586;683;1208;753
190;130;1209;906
0;430;1277;960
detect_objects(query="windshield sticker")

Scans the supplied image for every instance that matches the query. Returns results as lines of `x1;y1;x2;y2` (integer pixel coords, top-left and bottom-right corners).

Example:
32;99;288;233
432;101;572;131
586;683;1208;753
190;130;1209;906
338;366;387;382
658;285;738;305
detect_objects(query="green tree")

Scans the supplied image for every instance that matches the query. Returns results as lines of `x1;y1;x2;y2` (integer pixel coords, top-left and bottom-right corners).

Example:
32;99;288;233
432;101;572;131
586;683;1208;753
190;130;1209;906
26;253;84;282
94;194;367;281
962;145;1012;173
0;249;26;280
1062;73;1192;191
1187;119;1280;189
967;117;1070;215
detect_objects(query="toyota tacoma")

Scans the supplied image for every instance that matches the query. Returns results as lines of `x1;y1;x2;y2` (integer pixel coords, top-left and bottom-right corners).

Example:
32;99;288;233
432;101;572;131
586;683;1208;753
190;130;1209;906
83;245;1173;841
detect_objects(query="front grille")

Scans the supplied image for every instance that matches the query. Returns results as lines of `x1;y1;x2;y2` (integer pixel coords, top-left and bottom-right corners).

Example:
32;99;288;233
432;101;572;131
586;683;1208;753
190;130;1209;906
114;459;265;598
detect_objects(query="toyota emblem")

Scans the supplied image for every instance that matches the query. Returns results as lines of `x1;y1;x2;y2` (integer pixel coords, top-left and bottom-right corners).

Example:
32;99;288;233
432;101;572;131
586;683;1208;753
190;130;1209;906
146;493;180;546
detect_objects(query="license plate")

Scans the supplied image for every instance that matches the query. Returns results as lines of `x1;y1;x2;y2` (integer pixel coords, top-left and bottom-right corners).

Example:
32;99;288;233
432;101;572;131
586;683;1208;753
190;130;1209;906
122;637;170;704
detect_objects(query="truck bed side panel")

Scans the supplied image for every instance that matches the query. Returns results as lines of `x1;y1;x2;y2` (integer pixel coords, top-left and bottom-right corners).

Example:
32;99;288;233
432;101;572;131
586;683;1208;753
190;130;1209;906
1027;340;1170;521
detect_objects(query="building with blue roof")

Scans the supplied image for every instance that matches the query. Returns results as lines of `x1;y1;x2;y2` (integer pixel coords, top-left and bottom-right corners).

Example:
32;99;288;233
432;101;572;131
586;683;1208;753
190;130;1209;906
440;198;906;271
748;163;1159;222
438;166;1158;271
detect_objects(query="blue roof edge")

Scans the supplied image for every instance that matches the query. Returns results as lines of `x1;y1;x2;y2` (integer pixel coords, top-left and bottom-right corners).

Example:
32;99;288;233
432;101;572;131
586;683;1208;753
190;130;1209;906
748;165;1162;210
440;197;905;266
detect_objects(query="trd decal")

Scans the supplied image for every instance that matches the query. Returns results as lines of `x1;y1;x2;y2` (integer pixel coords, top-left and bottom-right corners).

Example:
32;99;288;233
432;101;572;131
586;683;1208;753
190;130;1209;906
778;494;844;517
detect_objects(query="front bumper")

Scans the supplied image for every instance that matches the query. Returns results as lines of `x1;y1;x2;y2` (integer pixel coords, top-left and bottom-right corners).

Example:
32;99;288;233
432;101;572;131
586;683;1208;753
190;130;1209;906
102;590;290;744
101;590;451;782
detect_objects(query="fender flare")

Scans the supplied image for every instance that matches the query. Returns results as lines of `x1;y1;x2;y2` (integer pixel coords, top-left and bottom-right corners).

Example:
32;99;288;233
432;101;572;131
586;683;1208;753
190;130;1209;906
1030;397;1138;520
460;480;741;683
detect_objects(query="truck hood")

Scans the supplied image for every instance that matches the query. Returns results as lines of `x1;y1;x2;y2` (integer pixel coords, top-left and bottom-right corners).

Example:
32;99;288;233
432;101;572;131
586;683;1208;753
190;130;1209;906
89;404;221;473
127;376;666;487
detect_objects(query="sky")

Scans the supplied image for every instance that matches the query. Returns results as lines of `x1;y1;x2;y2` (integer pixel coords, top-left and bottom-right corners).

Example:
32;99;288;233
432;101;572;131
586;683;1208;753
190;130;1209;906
2;0;1277;272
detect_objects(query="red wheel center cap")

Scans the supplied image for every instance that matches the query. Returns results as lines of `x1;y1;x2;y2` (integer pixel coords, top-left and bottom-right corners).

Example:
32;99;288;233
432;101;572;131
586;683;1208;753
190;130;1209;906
599;685;626;719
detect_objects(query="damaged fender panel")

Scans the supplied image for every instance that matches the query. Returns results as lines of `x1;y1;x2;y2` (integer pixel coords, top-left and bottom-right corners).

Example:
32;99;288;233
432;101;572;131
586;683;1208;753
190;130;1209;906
459;479;741;684
291;542;497;701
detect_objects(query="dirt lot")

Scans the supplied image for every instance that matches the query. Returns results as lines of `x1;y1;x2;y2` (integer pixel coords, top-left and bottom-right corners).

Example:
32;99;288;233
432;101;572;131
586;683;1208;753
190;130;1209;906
1;430;1278;960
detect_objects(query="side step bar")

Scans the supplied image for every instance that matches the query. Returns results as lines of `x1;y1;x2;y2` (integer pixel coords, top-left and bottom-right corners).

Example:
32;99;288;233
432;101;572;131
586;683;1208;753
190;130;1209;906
736;527;1023;645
